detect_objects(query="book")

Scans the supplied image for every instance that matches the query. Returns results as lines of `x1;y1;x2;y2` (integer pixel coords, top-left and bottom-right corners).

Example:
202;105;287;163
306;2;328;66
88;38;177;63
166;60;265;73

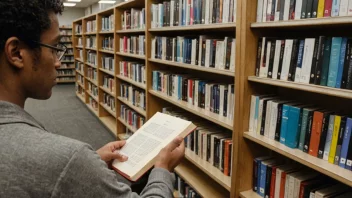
112;112;196;181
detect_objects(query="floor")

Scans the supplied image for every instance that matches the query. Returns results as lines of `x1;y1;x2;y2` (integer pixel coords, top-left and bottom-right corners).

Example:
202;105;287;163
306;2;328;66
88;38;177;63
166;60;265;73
25;84;131;185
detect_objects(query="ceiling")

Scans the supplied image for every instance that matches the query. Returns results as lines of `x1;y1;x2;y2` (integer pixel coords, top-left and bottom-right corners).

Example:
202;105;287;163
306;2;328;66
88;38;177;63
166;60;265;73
64;0;112;8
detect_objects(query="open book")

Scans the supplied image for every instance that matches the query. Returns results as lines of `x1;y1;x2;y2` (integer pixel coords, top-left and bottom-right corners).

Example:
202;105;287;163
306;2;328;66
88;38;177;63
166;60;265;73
112;112;197;181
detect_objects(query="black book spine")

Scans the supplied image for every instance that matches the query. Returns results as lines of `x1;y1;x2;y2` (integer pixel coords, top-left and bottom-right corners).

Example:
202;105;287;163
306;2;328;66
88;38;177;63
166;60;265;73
253;159;259;191
256;38;263;76
201;40;206;66
228;143;233;176
175;0;179;26
260;99;268;136
306;0;314;18
201;83;206;108
216;85;220;114
195;38;199;65
223;89;228;117
212;0;217;23
314;36;326;85
190;129;194;151
317;112;330;159
225;38;233;70
271;0;276;21
346;52;352;89
188;38;192;64
341;39;351;89
195;130;198;154
279;0;286;20
212;40;217;67
288;39;299;81
214;137;220;167
275;103;283;141
207;134;211;161
301;0;308;18
163;2;167;27
182;78;188;101
335;117;347;165
167;38;170;61
289;0;296;20
264;165;273;198
267;39;276;78
311;0;319;18
221;140;226;172
303;111;314;153
309;38;320;84
277;40;286;79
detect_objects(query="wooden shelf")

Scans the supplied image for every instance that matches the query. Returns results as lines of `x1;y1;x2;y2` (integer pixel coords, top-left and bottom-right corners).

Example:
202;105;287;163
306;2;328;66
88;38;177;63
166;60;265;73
248;76;352;100
86;47;97;51
251;16;352;28
86;91;98;102
184;149;231;191
99;31;114;34
116;75;146;90
149;59;235;77
118;117;137;133
117;97;146;117
75;58;84;62
57;74;75;77
149;23;236;32
76;70;84;76
149;90;233;130
86;77;98;86
76;93;85;103
84;32;97;35
239;190;261;198
100;116;117;137
86;104;99;116
175;160;230;197
85;62;97;68
244;131;352;187
100;102;116;118
99;68;115;76
75;46;83;49
75;34;82;36
100;86;116;97
57;67;75;70
56;80;75;83
116;29;145;33
77;81;84;89
116;52;145;60
99;49;115;54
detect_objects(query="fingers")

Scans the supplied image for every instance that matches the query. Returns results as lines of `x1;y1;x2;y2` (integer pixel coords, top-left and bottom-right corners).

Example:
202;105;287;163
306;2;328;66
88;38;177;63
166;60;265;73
110;140;126;150
165;136;183;152
109;151;128;162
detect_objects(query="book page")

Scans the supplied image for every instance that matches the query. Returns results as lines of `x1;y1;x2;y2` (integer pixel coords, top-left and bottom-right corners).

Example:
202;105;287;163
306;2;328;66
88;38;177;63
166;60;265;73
112;112;194;178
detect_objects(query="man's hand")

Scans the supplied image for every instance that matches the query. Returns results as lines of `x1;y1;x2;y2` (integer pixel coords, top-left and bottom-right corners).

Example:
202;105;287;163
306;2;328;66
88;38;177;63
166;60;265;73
154;136;185;172
97;141;128;165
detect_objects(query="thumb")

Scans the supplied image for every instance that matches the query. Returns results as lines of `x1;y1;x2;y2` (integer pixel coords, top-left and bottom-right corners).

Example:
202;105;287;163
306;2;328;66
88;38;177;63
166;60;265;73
165;136;183;152
109;152;128;162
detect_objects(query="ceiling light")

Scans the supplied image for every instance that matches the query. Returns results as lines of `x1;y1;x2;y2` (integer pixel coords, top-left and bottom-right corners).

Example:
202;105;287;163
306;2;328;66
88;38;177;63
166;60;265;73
98;0;116;3
63;2;76;6
67;0;81;2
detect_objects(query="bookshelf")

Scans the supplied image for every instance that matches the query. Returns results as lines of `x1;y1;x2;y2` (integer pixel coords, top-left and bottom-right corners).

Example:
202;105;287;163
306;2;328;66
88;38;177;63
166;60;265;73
58;26;75;83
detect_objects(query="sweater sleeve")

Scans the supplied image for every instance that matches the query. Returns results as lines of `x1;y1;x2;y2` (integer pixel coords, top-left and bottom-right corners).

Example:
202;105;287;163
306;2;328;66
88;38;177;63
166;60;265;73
51;145;175;198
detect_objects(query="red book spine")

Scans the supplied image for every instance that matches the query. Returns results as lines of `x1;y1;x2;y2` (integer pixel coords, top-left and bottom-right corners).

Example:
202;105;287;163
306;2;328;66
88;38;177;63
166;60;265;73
270;166;277;198
224;140;230;175
279;172;286;198
324;0;333;17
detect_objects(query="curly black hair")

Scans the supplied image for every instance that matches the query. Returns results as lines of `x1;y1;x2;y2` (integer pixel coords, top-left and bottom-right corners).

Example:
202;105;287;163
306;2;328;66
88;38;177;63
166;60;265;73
0;0;64;51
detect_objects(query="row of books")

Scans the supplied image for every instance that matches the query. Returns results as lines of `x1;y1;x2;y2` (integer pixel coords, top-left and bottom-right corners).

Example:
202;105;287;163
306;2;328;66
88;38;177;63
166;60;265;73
119;61;146;85
88;82;98;98
151;0;237;28
86;36;97;48
121;8;146;30
66;49;73;54
120;84;146;111
253;156;352;198
163;108;233;176
57;70;75;75
77;74;84;84
77;50;83;60
152;71;235;119
56;77;75;81
89;97;98;111
60;63;74;69
256;37;352;90
75;24;82;34
76;85;85;96
102;15;114;32
102;36;114;51
174;173;201;198
103;76;115;94
256;0;352;23
62;56;74;61
119;35;146;56
86;20;97;33
249;95;352;170
87;68;97;82
103;93;116;113
77;38;83;46
60;30;72;36
76;62;84;73
87;52;97;66
60;37;72;42
120;105;145;130
102;56;115;72
151;36;236;71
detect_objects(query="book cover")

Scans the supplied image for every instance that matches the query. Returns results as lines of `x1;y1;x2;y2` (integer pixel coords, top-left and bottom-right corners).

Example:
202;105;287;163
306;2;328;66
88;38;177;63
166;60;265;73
320;37;332;86
285;105;303;148
280;104;290;144
338;117;352;168
335;116;347;164
327;37;343;87
328;115;341;163
112;112;196;181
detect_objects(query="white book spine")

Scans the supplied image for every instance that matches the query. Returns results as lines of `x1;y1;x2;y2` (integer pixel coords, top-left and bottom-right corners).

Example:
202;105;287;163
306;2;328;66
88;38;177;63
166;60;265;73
283;0;290;20
272;40;282;79
215;41;222;69
210;136;215;164
198;36;203;66
257;99;264;134
280;39;293;81
266;0;273;21
230;39;236;72
202;133;207;159
288;175;296;198
257;0;264;22
348;0;352;15
186;0;190;25
274;169;282;198
191;39;196;65
264;101;272;137
284;175;290;198
170;1;175;26
162;37;167;60
274;0;280;21
339;0;349;16
158;4;163;27
259;37;267;76
219;85;225;116
249;95;257;132
205;0;210;24
223;0;230;23
260;40;271;77
227;84;231;119
269;101;278;139
194;81;199;107
262;0;268;22
300;38;315;83
323;115;335;160
294;0;303;19
223;38;228;70
205;40;211;67
219;41;225;69
205;84;210;111
233;0;237;22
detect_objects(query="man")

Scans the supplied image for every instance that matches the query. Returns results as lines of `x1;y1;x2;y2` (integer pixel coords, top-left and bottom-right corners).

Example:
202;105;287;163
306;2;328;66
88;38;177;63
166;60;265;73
0;0;185;197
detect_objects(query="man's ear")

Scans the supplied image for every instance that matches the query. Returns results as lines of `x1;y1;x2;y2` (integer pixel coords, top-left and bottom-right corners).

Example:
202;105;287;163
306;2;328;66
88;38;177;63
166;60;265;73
4;37;25;69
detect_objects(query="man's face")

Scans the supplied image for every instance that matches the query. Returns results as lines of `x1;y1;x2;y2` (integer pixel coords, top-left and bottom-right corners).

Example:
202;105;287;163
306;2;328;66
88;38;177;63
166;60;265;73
21;12;61;100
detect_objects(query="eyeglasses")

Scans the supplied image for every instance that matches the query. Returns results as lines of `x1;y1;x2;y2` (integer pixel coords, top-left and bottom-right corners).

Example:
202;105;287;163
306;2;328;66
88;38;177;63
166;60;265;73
34;42;67;61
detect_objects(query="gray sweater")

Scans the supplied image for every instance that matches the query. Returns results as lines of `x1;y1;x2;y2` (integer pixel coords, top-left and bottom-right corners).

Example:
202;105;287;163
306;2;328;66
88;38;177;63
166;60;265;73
0;101;174;198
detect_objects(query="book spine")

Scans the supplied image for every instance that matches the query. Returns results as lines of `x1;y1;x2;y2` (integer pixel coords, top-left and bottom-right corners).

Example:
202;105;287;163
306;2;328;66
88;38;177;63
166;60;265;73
272;40;282;79
294;0;303;19
294;39;305;82
279;0;286;20
341;39;351;89
277;40;286;79
309;111;324;157
339;118;352;168
339;0;349;16
328;115;341;163
348;0;352;15
309;38;320;84
312;0;319;18
346;54;352;89
288;39;299;81
331;0;341;16
320;37;332;86
323;115;336;161
335;117;347;164
260;100;269;135
280;39;293;81
288;0;296;19
317;0;325;17
327;37;343;87
300;38;315;83
301;0;308;18
298;109;309;151
267;40;276;78
317;112;331;159
285;106;301;148
306;0;314;18
314;36;326;85
265;165;273;198
324;0;333;17
279;104;290;144
303;111;314;153
275;103;283;141
336;38;348;88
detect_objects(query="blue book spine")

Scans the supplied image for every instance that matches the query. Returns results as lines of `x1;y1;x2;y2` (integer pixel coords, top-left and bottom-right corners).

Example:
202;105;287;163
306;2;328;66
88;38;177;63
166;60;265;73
177;38;180;62
182;0;186;26
339;118;352;168
336;38;347;88
178;76;182;100
259;162;267;197
331;0;341;16
285;106;301;148
280;105;290;144
327;37;342;87
256;160;262;193
297;40;305;70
